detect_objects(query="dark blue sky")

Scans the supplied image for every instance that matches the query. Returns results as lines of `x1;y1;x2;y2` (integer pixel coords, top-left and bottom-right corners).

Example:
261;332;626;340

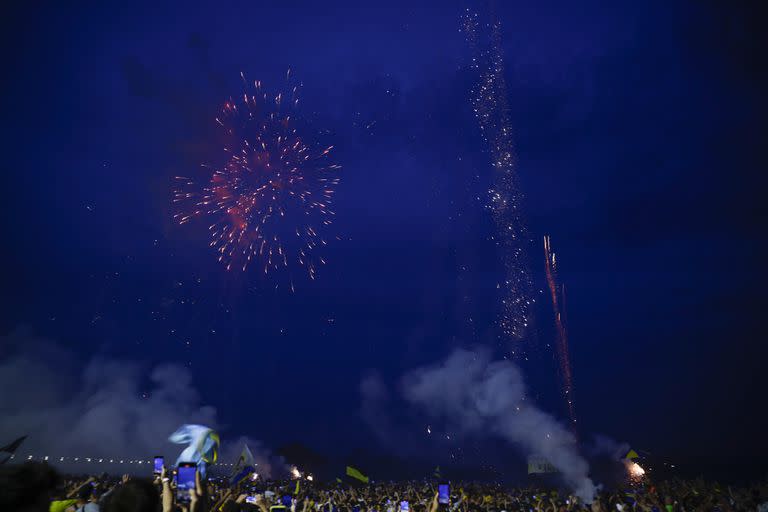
2;0;766;472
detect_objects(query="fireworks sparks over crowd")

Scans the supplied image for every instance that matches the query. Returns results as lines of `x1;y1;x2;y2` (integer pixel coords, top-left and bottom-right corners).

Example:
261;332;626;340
544;235;577;430
461;10;533;343
174;71;341;290
625;460;646;483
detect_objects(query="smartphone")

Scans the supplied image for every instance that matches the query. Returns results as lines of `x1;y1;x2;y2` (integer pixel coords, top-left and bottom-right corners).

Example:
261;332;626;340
438;484;450;505
247;496;261;504
177;462;197;502
400;501;409;512
153;456;164;475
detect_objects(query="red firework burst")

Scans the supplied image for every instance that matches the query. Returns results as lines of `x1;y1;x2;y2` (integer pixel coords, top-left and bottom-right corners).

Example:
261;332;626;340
174;71;340;289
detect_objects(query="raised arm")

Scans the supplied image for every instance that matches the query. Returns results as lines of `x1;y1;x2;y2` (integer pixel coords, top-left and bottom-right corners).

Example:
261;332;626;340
66;476;96;499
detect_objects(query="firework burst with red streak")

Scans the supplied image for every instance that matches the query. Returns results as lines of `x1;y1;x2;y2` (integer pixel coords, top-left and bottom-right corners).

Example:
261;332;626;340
174;71;340;291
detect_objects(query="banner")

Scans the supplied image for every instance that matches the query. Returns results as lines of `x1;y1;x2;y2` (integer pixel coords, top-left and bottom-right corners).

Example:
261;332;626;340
527;455;557;474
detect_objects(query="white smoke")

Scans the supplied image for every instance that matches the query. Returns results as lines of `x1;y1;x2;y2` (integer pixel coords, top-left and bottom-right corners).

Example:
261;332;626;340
401;348;596;503
219;435;284;478
0;328;278;475
360;372;402;450
588;434;630;460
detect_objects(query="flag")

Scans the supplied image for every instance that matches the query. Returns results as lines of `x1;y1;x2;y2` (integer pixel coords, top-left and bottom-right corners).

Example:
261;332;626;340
433;466;442;479
169;424;220;478
623;449;639;460
0;435;27;464
336;477;343;484
346;465;369;484
229;444;257;485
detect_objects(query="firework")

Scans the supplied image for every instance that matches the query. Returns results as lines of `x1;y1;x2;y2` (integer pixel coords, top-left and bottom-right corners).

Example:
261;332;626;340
174;71;340;289
625;460;646;483
461;9;533;343
544;235;577;429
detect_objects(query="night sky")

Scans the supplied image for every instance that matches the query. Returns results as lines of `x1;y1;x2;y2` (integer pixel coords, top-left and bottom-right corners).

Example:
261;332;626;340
2;1;766;477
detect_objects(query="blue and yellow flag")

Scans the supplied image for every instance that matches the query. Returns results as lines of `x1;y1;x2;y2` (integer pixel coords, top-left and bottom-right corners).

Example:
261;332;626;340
623;449;639;460
230;444;256;486
169;424;220;477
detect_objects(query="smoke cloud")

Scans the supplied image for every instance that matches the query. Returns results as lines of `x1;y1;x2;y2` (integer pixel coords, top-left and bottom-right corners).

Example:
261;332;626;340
587;434;630;460
401;348;595;502
0;328;279;475
360;372;408;452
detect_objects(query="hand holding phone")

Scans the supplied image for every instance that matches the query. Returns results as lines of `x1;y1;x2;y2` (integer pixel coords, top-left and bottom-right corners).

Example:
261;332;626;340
153;455;164;475
438;484;450;506
176;462;197;503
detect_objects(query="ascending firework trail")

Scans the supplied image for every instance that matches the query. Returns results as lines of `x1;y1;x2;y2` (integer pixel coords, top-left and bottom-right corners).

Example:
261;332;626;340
544;235;577;431
462;10;534;345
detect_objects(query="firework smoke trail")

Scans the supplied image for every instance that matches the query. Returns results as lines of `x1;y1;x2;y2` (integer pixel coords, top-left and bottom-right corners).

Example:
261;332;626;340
461;10;534;343
173;71;340;290
544;235;577;430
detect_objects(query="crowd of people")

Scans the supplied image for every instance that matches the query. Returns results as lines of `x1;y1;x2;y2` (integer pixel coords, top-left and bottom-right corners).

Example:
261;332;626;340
1;461;767;512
